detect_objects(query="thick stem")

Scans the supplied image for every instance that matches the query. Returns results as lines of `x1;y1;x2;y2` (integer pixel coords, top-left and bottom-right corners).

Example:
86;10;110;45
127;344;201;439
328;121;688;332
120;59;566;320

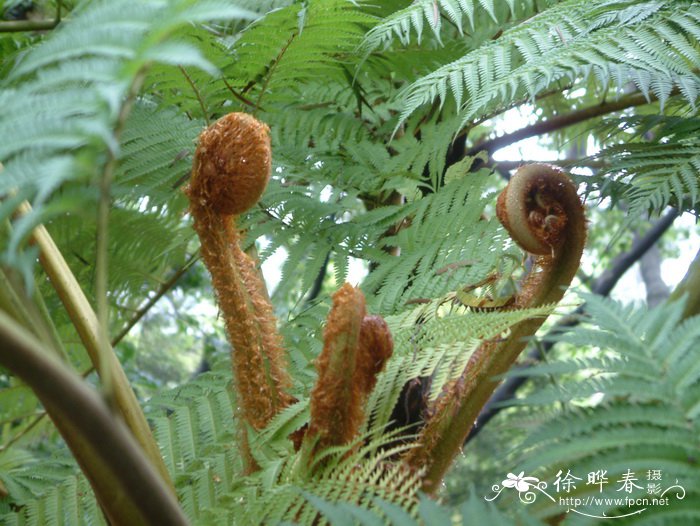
0;0;61;33
467;207;678;442
0;311;188;526
404;164;586;493
13;199;175;493
190;205;294;430
95;68;147;405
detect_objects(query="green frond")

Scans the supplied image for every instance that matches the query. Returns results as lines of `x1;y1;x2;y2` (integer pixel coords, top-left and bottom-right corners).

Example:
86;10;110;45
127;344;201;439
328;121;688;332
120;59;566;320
0;451;105;526
365;299;556;433
394;0;700;129
222;1;375;105
360;0;529;53
505;294;700;522
0;0;254;279
144;358;424;524
304;490;546;525
117;102;203;205
595;139;700;216
270;98;371;153
132;290;557;524
361;168;521;314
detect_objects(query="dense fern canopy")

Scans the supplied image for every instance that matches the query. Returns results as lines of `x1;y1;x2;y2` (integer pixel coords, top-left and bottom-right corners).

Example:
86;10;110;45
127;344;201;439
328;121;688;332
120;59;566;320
0;0;698;524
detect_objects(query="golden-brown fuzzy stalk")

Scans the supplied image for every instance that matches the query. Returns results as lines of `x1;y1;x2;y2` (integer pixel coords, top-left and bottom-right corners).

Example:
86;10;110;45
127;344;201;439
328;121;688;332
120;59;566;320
304;286;394;456
186;113;293;436
306;284;367;450
404;164;587;493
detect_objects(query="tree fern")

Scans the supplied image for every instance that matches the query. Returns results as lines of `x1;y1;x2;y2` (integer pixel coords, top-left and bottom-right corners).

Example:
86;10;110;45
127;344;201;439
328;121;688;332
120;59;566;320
2;0;698;524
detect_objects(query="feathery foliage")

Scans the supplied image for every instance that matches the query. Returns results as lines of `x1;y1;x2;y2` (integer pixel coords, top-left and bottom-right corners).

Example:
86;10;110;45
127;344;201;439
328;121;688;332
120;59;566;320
499;295;700;523
395;0;700;128
1;0;699;523
592;112;700;217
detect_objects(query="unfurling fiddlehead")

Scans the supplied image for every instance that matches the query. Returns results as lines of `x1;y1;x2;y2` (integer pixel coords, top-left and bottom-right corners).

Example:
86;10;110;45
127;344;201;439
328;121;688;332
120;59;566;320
186;117;577;492
186;113;294;438
404;164;587;493
303;284;393;454
188;113;394;471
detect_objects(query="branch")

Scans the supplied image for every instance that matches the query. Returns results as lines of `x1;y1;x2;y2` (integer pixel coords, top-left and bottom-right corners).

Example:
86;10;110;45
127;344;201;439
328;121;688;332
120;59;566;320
0;0;62;33
493;159;607;172
111;251;200;347
0;18;58;32
590;208;678;297
466;207;679;442
636;236;670;308
179;66;210;125
304;251;330;306
222;77;261;111
254;34;295;115
0;311;188;526
466;90;675;157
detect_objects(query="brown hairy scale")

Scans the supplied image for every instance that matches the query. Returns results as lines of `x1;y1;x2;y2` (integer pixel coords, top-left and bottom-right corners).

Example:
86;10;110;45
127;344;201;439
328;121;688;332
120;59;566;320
187;207;293;430
496;165;573;256
293;308;392;453
405;164;587;493
305;288;393;453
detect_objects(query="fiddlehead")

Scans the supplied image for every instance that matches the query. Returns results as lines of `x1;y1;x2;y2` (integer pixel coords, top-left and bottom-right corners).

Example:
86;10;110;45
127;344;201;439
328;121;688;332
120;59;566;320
187;114;394;470
186;113;294;437
302;284;393;454
404;164;586;493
